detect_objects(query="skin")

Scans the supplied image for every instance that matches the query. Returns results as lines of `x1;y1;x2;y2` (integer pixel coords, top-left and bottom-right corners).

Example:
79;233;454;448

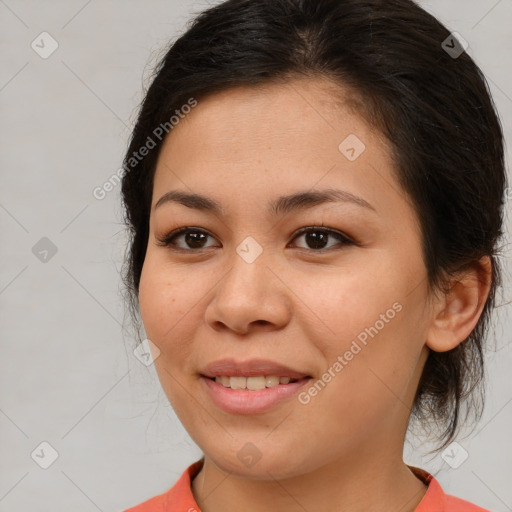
138;77;492;512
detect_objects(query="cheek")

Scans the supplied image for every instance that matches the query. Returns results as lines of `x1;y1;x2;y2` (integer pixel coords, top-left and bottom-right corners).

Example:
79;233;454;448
138;259;181;342
138;257;211;349
291;267;391;345
294;268;419;386
138;262;198;397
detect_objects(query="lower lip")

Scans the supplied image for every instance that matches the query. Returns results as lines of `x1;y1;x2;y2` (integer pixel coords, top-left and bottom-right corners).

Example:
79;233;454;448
201;376;312;415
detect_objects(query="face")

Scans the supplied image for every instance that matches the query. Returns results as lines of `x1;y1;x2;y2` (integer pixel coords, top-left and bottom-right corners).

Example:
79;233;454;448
138;78;432;479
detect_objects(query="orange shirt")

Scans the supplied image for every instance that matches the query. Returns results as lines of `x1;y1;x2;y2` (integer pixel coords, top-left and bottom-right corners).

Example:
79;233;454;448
123;458;491;512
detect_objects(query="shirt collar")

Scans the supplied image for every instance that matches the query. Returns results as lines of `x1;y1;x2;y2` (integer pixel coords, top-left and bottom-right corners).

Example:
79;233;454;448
407;465;446;511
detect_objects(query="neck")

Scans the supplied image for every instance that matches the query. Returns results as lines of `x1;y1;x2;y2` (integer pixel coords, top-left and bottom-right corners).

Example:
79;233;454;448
191;450;428;512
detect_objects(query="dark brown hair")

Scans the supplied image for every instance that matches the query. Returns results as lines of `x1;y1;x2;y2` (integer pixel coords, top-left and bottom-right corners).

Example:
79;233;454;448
120;0;508;453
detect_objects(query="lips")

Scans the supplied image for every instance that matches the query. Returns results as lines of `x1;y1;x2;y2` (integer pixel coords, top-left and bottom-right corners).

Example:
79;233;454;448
200;358;311;379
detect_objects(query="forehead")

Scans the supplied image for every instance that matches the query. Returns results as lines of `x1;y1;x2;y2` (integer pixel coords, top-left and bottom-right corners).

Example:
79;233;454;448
160;78;378;153
155;79;386;175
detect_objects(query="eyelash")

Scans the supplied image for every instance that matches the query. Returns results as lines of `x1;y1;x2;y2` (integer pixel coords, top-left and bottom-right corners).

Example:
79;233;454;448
155;224;355;253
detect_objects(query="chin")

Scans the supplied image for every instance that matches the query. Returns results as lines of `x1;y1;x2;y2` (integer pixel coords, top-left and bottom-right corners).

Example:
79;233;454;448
207;447;311;481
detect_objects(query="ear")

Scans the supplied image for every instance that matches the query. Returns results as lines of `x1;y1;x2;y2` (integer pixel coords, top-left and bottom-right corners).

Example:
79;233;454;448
425;256;492;353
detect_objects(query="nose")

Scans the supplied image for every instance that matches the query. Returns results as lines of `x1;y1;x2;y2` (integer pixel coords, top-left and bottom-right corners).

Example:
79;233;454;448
204;246;292;335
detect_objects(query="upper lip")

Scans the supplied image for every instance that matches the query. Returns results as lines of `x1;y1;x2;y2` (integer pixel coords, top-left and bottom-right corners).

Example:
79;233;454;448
200;358;311;379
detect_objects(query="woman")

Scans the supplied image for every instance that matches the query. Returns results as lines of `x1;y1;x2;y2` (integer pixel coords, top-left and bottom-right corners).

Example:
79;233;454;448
120;0;507;510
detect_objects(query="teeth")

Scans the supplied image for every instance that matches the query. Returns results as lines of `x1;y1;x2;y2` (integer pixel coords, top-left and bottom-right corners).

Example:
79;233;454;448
214;375;296;390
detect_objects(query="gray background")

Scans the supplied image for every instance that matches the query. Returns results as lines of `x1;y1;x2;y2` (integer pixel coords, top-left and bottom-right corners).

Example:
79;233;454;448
0;1;511;511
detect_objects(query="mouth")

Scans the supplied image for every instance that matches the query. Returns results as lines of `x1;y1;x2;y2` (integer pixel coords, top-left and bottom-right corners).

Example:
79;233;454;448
199;358;313;412
202;374;310;390
200;374;313;414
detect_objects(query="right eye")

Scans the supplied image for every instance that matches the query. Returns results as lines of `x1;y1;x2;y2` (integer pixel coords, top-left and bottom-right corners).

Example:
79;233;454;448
155;227;220;251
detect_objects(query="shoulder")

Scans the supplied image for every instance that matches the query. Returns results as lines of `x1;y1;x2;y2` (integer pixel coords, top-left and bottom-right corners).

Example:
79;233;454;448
120;458;204;512
409;466;493;512
444;493;493;512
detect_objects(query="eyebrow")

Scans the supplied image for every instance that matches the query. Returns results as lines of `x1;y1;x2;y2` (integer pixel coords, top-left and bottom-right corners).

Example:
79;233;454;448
154;188;376;216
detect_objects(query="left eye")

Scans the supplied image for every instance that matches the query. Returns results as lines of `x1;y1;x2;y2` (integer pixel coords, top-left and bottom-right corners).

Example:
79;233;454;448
291;226;354;251
156;226;354;252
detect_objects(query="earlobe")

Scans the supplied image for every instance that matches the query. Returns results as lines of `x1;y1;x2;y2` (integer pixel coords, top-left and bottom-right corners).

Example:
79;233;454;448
425;256;492;353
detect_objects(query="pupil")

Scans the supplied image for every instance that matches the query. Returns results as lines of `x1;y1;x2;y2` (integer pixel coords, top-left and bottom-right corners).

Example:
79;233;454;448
186;232;206;248
306;231;327;249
